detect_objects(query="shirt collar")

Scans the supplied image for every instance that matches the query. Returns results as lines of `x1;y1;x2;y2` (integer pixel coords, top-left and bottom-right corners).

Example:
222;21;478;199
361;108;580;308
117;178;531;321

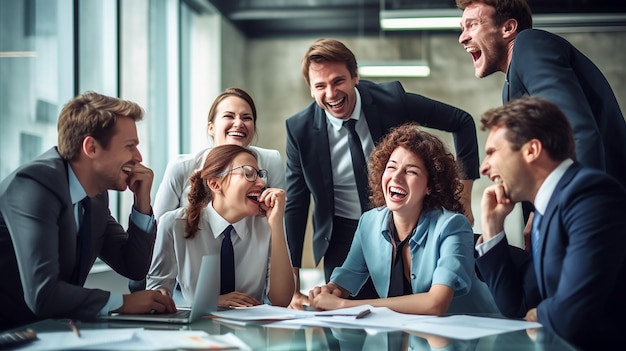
533;159;574;215
325;87;362;132
68;163;87;205
206;202;252;239
381;208;431;245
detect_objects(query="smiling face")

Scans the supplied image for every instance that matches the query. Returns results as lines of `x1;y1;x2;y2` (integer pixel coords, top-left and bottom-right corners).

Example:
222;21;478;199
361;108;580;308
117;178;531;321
382;147;430;219
308;61;359;120
208;96;255;147
212;152;266;223
480;126;533;202
92;116;143;192
459;3;510;78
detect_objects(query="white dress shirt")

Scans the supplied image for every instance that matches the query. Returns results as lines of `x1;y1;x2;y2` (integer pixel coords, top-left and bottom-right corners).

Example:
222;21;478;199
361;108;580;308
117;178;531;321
325;87;375;220
146;202;272;305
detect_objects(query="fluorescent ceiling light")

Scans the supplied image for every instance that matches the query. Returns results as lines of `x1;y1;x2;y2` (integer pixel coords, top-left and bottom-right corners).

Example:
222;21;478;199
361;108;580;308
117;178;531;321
359;61;430;78
380;9;626;32
380;9;461;30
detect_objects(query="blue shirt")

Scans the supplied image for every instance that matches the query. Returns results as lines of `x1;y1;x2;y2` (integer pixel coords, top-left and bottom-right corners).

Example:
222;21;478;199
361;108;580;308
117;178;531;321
330;207;498;314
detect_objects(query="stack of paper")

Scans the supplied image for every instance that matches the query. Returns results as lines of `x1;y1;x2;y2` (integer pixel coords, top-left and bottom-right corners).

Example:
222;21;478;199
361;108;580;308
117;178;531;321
211;305;542;340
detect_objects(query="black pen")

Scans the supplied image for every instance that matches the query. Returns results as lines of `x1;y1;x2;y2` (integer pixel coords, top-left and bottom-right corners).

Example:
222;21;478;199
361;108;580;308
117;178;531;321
316;309;371;319
69;320;81;338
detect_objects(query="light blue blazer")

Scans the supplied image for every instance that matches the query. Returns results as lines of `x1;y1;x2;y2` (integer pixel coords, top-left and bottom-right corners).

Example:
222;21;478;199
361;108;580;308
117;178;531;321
331;207;497;314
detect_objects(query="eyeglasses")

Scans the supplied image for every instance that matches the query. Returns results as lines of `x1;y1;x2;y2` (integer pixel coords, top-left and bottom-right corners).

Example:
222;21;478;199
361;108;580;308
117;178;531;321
221;165;268;183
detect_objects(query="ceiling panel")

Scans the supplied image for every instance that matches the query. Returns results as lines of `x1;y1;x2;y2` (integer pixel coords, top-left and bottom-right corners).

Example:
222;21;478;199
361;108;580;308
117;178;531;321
204;0;626;38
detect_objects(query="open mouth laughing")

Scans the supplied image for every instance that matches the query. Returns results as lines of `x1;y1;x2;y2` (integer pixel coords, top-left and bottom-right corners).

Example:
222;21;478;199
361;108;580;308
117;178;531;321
246;190;261;204
466;46;481;66
388;186;407;201
326;97;345;110
228;131;247;138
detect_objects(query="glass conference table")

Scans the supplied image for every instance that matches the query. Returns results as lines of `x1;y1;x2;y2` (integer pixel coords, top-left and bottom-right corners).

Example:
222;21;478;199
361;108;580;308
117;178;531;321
10;313;578;351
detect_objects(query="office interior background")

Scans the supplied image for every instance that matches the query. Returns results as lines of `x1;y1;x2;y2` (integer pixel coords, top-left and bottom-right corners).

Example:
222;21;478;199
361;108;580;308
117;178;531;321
2;0;626;292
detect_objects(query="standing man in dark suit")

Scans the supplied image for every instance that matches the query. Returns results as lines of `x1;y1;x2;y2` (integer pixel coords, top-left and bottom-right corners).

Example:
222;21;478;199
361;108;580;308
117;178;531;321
286;38;480;308
0;92;175;329
457;0;626;244
476;96;626;350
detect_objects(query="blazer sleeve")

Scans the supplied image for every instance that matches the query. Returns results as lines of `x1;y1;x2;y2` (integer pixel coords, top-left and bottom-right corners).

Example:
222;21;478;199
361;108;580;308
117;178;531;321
511;30;604;170
2;172;110;321
399;86;479;180
97;190;156;281
475;236;539;318
284;117;312;268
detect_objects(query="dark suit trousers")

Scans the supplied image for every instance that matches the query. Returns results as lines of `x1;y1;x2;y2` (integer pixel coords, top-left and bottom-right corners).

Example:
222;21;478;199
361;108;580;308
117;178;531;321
324;216;378;300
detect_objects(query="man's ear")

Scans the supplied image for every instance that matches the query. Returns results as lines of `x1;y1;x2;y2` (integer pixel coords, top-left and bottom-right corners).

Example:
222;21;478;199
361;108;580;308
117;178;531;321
502;18;518;39
82;136;98;159
523;139;542;163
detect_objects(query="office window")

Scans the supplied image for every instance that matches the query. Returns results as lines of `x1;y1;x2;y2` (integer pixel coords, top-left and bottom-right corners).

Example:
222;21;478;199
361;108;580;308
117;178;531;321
0;0;74;179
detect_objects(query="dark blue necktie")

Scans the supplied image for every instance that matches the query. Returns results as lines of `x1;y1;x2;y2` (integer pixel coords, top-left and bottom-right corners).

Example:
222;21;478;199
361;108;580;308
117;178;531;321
343;119;369;212
220;225;235;295
72;197;92;284
531;211;543;274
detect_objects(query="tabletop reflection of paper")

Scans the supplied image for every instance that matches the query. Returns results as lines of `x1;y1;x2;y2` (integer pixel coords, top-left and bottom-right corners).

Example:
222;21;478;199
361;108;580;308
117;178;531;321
15;328;249;350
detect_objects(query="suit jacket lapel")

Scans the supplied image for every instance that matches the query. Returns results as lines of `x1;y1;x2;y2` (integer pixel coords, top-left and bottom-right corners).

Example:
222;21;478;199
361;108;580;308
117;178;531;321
359;84;384;144
313;107;334;191
535;163;580;297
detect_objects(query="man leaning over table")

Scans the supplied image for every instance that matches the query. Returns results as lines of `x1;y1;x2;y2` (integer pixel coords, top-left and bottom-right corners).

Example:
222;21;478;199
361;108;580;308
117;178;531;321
0;91;175;330
285;38;480;309
475;96;626;350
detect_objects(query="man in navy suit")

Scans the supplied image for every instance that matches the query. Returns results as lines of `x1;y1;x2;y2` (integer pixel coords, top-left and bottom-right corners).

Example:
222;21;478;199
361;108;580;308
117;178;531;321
457;0;626;244
0;92;175;329
285;38;480;308
476;96;626;350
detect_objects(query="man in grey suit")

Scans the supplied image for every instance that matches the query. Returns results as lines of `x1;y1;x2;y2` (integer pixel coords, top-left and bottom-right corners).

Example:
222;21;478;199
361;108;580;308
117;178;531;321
286;38;479;308
0;92;175;329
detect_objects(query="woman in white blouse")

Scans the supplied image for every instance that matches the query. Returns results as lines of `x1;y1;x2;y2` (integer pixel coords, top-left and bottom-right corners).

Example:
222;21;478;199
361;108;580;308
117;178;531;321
147;145;294;307
129;88;284;292
153;87;285;220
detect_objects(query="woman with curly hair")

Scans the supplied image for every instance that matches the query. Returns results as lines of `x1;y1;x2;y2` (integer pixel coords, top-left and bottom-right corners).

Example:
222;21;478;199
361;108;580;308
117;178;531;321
146;145;294;308
309;123;497;314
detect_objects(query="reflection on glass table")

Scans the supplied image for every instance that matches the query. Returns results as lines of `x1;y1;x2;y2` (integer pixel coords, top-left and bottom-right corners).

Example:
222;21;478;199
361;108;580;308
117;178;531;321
7;313;578;351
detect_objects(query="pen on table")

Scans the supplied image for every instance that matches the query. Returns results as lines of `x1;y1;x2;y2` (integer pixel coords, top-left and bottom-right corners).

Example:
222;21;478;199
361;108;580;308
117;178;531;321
69;320;81;338
316;309;371;319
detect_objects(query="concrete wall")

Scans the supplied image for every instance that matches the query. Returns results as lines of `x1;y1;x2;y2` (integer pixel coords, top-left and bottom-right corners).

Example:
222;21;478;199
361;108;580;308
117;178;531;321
219;31;626;268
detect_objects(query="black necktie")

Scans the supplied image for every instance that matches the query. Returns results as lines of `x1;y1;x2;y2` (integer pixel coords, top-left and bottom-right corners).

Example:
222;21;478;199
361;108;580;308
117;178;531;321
72;197;92;284
343;119;369;212
220;225;235;295
388;234;412;298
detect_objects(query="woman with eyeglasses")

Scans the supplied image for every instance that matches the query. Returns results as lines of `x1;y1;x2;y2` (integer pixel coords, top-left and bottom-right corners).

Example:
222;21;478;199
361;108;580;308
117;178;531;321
146;145;294;307
129;87;285;292
152;87;285;221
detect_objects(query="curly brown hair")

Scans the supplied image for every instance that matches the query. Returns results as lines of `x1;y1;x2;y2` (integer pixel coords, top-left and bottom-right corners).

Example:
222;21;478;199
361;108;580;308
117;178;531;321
185;144;256;239
368;123;464;213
